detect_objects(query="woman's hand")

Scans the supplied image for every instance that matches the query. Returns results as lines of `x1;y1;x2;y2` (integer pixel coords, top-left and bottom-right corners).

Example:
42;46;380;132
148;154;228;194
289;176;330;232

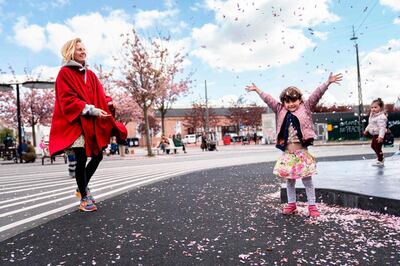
97;108;111;119
327;72;343;85
377;137;384;143
245;83;260;94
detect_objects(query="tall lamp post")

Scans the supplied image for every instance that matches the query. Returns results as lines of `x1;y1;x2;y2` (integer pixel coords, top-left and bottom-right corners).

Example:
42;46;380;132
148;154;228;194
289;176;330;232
204;80;209;134
0;81;54;163
350;26;364;140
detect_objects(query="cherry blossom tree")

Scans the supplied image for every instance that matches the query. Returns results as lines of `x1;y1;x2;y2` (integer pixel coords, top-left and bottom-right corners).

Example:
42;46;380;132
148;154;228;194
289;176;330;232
184;102;219;133
243;104;265;130
20;89;55;146
0;90;17;128
0;88;54;146
228;96;247;134
0;66;56;146
115;29;175;156
152;39;191;135
94;65;141;125
137;113;160;138
314;104;354;113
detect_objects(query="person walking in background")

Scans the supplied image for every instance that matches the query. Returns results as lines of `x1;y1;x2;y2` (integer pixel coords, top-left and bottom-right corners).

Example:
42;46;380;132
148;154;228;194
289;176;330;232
246;72;343;218
49;37;127;212
201;132;207;151
253;132;258;144
364;98;387;166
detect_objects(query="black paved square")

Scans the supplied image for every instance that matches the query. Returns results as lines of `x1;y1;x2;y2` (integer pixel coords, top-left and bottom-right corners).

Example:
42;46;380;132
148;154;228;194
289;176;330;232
1;162;399;265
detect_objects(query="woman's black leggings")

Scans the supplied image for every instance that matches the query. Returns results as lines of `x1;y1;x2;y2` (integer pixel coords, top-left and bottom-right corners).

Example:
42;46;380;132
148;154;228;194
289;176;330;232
73;148;103;199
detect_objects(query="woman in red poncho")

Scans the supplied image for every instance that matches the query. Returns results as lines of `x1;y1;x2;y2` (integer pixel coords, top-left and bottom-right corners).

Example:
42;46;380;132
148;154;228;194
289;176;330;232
49;38;127;212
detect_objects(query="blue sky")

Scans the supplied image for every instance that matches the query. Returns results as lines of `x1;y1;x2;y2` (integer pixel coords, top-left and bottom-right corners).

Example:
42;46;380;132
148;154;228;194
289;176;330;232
0;0;399;108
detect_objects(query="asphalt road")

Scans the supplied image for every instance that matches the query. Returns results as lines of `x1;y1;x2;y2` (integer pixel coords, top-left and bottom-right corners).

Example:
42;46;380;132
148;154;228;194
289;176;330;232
1;157;399;265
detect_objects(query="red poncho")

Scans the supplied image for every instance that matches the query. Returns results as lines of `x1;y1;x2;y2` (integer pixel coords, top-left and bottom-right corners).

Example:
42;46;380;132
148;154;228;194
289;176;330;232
49;65;127;156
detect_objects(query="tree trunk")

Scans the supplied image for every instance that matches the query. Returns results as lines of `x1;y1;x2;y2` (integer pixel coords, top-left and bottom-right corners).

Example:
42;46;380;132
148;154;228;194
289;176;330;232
161;109;166;136
143;106;153;156
31;118;36;147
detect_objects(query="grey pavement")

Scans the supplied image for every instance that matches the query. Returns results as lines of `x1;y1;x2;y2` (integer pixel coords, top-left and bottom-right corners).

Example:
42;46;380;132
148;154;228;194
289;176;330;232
0;144;399;264
315;153;400;200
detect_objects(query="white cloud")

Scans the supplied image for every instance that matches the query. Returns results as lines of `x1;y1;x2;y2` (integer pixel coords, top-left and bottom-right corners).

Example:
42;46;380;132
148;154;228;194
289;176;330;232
313;31;328;40
210;94;240;107
134;9;179;30
380;0;400;11
394;17;400;24
190;2;204;11
0;65;60;84
191;0;339;72
51;0;70;8
30;65;61;81
12;10;133;65
13;17;46;52
164;0;176;9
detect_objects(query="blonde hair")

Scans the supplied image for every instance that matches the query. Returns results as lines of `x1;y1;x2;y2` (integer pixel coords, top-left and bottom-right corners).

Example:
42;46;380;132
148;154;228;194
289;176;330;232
61;37;82;63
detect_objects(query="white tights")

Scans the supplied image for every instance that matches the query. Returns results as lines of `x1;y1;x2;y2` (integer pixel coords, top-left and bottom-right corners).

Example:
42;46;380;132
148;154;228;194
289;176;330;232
286;176;316;205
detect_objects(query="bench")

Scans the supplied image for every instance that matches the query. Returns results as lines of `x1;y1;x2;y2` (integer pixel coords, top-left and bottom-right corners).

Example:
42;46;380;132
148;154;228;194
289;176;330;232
151;147;161;155
147;138;184;155
165;138;184;154
41;147;67;165
0;146;18;163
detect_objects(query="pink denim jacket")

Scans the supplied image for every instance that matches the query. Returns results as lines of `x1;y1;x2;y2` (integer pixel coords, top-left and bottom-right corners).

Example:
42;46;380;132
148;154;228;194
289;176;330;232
261;82;329;144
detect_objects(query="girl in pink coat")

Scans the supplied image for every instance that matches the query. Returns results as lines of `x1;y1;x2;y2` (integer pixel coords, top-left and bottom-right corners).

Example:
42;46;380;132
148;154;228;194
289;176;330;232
364;98;387;166
246;72;343;217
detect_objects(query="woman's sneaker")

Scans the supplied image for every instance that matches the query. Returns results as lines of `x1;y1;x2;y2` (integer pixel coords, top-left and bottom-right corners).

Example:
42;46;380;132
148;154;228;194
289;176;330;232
79;196;97;212
308;205;320;217
75;187;96;203
282;203;297;215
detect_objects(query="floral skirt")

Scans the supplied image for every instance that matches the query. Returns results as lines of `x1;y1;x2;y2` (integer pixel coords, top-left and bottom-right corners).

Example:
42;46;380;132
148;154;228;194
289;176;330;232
273;149;316;179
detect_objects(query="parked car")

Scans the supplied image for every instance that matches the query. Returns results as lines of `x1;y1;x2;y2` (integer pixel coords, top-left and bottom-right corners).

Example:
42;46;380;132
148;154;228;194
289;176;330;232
183;134;197;144
225;133;238;142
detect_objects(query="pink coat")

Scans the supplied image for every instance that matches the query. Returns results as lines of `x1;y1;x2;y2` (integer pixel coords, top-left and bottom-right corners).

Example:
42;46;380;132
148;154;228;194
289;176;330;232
365;111;387;138
261;83;328;142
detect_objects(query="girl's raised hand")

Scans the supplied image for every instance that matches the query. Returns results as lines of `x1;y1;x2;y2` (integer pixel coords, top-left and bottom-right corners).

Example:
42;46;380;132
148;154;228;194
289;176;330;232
245;83;259;93
327;72;343;85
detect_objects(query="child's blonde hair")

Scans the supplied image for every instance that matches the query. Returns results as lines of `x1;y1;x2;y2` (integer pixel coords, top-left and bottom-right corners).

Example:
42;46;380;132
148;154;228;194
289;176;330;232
279;86;303;103
60;37;82;63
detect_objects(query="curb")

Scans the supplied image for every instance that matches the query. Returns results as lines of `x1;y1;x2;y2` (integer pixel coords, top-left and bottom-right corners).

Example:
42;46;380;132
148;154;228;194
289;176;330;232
280;187;400;216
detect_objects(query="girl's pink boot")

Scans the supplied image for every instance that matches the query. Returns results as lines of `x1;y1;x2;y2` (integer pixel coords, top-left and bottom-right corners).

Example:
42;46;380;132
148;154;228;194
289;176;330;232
282;203;297;215
308;205;320;217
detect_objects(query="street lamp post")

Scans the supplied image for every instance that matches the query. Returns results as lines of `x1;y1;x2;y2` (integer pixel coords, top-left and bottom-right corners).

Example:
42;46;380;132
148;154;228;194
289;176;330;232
204;80;209;134
0;81;54;163
350;26;364;140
